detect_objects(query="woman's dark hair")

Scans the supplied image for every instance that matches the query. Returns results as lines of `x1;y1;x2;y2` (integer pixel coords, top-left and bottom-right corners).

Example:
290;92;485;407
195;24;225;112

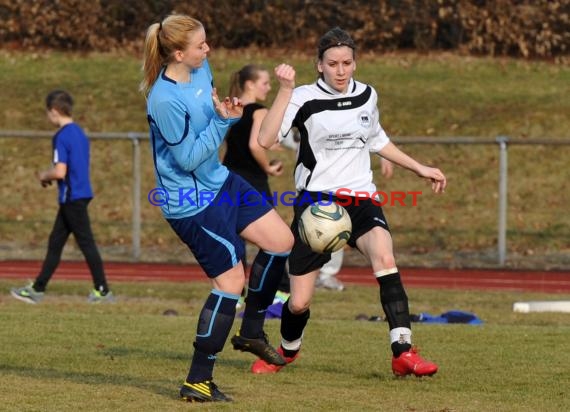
317;27;356;60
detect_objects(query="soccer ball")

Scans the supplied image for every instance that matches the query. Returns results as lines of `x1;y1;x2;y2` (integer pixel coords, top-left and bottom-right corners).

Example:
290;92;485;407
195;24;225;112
298;202;352;254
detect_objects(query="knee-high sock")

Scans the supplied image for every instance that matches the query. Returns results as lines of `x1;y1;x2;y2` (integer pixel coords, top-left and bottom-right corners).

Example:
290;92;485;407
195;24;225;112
240;250;288;338
187;289;239;383
376;270;412;357
280;299;310;354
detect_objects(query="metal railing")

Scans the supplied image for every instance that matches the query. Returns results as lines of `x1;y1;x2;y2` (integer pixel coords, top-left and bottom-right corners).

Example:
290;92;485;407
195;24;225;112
2;130;569;265
1;130;147;260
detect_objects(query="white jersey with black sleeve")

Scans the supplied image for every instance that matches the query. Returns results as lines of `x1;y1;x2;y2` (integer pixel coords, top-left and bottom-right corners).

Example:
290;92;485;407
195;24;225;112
279;78;390;196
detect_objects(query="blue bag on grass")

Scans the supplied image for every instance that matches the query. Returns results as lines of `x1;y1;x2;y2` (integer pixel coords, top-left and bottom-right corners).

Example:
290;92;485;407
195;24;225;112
417;310;482;325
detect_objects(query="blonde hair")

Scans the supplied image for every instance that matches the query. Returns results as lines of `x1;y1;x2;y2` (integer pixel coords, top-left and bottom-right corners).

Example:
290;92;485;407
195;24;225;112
228;64;266;98
140;14;203;95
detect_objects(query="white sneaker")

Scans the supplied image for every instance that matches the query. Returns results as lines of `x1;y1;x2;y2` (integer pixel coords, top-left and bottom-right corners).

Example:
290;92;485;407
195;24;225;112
316;276;345;291
10;283;44;304
87;290;116;303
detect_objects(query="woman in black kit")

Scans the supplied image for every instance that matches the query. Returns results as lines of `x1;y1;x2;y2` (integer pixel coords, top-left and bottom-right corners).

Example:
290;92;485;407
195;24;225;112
223;64;290;295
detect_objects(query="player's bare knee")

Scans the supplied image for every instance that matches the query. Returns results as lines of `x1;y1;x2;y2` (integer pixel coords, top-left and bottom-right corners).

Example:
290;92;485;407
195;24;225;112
234;278;246;293
374;254;396;270
276;230;294;253
261;230;293;255
213;268;246;295
288;299;310;314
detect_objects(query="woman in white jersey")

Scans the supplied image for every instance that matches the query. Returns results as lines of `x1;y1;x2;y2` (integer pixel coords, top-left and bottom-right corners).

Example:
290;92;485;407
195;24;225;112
252;27;447;377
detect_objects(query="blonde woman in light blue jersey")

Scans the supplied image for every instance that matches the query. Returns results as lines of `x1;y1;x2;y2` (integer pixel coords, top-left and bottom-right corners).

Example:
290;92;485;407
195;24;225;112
141;13;293;403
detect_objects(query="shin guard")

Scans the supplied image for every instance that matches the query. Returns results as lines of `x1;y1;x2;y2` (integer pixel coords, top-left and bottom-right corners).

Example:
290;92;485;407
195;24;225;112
241;250;288;338
281;299;310;343
378;272;411;330
188;290;239;382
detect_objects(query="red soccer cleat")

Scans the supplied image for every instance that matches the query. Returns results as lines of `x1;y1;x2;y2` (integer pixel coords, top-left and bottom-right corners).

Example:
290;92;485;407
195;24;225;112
251;346;299;374
392;347;438;377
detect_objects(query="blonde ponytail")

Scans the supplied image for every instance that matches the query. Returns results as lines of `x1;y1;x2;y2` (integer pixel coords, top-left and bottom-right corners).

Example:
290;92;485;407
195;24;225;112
140;14;204;96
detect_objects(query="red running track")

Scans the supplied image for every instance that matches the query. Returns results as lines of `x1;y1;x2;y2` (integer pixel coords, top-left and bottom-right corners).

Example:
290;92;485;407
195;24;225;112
1;260;569;293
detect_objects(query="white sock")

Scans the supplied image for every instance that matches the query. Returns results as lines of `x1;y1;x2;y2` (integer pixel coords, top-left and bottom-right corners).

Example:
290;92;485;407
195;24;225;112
281;335;303;351
390;327;412;345
374;267;398;278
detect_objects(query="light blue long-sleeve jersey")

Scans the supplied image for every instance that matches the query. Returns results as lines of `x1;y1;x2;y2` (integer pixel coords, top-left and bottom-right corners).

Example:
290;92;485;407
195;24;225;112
147;60;237;218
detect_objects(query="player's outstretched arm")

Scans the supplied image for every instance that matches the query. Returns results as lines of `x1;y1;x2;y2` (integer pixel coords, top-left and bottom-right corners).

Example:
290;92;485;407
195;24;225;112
258;64;295;149
378;142;447;193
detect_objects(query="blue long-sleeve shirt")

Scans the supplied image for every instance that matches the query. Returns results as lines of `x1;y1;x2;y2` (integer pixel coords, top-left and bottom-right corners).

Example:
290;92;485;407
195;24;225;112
147;60;237;218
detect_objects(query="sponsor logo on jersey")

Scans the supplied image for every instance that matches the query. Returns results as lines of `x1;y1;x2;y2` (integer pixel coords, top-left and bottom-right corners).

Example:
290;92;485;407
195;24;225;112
358;110;372;128
337;100;352;107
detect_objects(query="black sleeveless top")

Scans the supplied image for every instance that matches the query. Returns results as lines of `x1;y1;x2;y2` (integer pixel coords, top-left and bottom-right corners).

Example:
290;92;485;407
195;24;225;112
223;102;267;181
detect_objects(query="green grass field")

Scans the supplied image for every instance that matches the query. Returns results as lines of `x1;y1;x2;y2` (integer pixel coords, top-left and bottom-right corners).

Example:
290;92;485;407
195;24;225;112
0;50;569;268
1;49;568;411
1;279;569;411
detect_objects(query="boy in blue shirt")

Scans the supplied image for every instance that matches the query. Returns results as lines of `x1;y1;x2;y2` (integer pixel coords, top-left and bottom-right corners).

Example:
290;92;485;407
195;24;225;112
11;90;113;304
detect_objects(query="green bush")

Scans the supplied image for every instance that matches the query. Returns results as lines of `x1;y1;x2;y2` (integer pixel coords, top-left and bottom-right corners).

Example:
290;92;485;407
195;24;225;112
0;0;568;58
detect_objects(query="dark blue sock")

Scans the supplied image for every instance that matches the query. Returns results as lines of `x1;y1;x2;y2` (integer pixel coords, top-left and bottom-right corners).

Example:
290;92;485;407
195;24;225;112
187;289;239;383
241;250;288;338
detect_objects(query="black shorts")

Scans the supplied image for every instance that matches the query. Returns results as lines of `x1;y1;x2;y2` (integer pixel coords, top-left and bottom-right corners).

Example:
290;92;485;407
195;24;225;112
288;191;390;276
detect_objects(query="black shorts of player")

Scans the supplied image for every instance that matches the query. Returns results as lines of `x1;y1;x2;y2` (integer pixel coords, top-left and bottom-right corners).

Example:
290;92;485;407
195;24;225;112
288;191;390;276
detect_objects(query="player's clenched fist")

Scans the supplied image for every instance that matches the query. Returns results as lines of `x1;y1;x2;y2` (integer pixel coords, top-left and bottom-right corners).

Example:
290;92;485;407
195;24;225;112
274;64;295;91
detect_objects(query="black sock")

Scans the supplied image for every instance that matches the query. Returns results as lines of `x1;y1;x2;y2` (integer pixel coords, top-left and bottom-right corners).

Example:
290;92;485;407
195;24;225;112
95;284;109;295
280;299;310;351
391;342;412;357
377;272;411;330
377;272;413;357
281;345;299;358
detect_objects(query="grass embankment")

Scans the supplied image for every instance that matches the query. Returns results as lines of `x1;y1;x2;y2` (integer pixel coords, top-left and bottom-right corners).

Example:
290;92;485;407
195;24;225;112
0;51;568;267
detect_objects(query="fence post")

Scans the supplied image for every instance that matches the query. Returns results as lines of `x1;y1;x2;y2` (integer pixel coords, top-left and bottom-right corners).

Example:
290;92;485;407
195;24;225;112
130;133;141;261
496;136;509;266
